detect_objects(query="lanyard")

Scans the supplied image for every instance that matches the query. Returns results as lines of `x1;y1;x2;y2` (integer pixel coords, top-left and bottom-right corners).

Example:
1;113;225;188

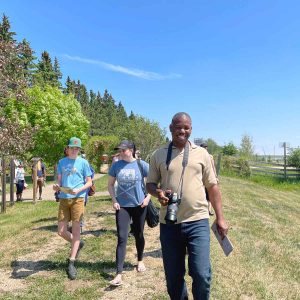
166;141;189;199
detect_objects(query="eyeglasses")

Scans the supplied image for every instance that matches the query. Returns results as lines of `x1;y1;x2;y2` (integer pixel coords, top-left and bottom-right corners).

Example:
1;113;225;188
118;149;128;153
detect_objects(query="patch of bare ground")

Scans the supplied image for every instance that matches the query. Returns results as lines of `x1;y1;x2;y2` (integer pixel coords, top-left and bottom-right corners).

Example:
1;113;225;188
0;206;167;299
0;227;67;295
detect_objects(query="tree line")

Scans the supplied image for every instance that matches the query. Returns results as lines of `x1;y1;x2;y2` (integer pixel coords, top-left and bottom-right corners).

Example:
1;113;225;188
0;14;166;167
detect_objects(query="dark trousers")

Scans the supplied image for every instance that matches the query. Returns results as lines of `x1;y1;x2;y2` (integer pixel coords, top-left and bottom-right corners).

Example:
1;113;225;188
115;205;147;274
16;180;24;195
160;219;211;300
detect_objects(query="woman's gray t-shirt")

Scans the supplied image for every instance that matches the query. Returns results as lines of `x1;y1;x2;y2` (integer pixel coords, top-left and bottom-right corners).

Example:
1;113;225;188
109;159;149;207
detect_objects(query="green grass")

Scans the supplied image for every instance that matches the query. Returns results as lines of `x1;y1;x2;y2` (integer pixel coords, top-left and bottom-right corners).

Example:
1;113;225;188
0;176;299;299
93;174;108;191
221;170;300;191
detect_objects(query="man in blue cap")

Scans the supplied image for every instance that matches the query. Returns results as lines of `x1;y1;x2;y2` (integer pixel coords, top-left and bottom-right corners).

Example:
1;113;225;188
53;137;92;280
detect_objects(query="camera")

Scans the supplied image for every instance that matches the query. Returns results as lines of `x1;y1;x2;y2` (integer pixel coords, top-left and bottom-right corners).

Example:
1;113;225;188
164;192;181;224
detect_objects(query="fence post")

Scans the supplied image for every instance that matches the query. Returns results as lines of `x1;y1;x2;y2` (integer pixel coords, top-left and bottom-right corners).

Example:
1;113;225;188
10;158;15;205
216;153;222;176
1;156;6;213
283;142;287;180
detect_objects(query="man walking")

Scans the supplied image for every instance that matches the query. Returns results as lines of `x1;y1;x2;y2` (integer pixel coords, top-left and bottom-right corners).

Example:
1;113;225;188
146;112;228;299
53;137;92;280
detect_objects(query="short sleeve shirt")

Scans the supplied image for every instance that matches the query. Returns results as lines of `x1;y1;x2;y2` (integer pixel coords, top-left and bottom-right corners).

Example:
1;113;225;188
57;157;92;199
109;159;149;207
147;142;218;223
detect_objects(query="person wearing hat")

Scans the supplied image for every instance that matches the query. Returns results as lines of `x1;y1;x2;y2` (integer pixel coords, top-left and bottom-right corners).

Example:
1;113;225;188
200;142;218;216
107;140;151;286
53;137;92;280
15;161;26;201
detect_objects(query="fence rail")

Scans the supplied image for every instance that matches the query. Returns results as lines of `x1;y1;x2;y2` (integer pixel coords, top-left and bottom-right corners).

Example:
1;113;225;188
248;161;300;178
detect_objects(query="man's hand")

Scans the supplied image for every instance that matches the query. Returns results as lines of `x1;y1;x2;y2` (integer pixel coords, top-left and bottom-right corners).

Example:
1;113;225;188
216;218;229;240
156;189;171;206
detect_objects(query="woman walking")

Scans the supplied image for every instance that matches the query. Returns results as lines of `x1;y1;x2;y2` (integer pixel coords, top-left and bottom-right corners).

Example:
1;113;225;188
15;162;25;201
108;140;151;286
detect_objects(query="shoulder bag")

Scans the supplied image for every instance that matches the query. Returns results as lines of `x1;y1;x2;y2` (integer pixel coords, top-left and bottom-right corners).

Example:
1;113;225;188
137;159;159;228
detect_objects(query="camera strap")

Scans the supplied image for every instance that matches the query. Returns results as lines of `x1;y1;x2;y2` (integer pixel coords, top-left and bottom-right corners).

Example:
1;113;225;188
166;141;189;199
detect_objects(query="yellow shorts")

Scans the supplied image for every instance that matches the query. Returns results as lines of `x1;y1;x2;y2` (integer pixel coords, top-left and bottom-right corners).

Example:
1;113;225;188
58;198;84;222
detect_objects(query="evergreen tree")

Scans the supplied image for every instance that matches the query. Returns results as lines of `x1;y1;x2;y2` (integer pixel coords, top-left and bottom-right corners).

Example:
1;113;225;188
53;57;62;88
34;51;58;87
64;76;76;94
18;39;36;86
0;14;15;42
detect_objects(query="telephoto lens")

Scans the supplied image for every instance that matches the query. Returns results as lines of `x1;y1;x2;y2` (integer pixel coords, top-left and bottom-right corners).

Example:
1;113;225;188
165;192;179;224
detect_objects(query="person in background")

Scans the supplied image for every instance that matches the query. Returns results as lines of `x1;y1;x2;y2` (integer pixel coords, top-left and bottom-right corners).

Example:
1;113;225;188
15;162;25;202
200;142;218;216
107;140;151;286
146;112;228;300
53;137;92;280
35;159;46;200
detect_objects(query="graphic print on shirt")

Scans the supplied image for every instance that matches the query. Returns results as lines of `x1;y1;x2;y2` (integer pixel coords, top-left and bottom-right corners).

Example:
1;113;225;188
117;168;139;199
62;164;77;177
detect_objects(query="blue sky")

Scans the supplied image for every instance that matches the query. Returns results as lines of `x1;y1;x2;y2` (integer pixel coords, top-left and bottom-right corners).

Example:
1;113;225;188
2;0;300;155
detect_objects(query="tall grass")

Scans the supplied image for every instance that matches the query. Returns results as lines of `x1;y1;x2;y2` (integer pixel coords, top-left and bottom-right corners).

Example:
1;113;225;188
0;175;299;299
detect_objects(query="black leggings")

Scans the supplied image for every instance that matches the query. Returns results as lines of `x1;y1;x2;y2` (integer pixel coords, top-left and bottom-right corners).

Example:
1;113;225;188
115;205;147;274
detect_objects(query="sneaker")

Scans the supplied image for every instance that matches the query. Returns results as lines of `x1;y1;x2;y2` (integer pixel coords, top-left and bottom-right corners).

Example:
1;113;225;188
66;259;77;280
75;240;85;259
38;197;42;200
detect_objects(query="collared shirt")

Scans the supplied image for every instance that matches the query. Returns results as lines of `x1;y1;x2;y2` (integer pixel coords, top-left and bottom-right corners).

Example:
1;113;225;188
147;142;218;223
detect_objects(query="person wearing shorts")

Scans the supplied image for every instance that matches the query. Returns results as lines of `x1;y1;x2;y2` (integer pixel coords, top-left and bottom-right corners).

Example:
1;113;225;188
53;137;92;280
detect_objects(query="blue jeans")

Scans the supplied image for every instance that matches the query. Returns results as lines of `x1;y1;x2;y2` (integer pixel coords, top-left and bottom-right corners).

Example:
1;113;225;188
160;219;211;300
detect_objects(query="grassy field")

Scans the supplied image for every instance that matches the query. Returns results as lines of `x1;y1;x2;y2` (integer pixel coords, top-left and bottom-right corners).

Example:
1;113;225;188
0;175;299;299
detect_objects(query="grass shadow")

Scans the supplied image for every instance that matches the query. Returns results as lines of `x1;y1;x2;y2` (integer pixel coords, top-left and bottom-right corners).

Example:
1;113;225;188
81;228;117;237
32;224;57;232
32;217;57;223
144;249;162;258
10;259;134;280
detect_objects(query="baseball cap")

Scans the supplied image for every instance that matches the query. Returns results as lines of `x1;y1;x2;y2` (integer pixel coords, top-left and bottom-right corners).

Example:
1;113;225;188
68;137;82;148
114;140;134;150
200;142;208;148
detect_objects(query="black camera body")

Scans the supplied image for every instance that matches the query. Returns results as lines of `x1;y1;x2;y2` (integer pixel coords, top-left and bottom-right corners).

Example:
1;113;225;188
164;192;181;224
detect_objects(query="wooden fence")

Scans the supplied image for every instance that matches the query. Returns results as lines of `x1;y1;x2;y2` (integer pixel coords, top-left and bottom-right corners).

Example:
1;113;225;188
248;161;300;179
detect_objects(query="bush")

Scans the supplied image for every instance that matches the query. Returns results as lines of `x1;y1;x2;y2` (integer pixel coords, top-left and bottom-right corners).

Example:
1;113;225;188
84;136;119;171
288;148;300;168
221;156;251;177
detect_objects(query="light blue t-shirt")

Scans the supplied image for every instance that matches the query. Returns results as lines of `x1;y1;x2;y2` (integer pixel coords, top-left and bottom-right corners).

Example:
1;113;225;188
109;159;149;207
57;157;92;199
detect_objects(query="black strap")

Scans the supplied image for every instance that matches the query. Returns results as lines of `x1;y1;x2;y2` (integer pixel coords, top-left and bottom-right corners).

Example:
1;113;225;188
165;142;189;199
137;159;147;196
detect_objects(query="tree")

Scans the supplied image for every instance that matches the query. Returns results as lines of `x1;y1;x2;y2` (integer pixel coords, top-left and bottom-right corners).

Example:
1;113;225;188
222;142;238;156
239;134;254;159
34;51;60;87
4;86;89;165
53;57;62;88
124;115;167;160
0;14;15;42
0;14;35;157
287;148;300;168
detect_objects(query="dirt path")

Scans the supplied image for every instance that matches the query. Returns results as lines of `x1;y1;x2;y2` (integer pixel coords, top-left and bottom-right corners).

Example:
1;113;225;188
10;173;109;202
0;182;167;298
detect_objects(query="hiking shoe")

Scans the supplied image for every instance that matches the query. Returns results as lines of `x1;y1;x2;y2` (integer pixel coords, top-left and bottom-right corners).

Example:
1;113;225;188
66;259;77;280
75;240;85;259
